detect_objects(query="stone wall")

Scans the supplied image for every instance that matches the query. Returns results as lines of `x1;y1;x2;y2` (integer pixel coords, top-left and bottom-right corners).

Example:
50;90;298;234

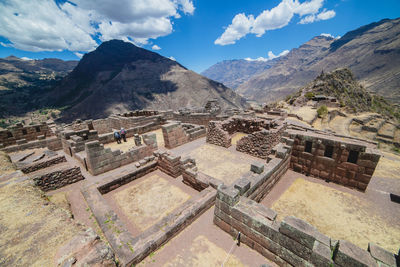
61;129;99;157
214;185;398;267
289;132;381;191
1;136;62;153
0;122;54;148
237;121;286;159
207;116;285;157
21;155;66;173
172;112;224;126
157;151;182;178
84;140;155;175
33;166;84;191
162;122;206;149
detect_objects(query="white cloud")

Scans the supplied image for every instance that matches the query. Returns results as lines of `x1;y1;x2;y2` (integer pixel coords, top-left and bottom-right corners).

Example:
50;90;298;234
215;13;254;45
215;0;335;45
21;57;32;60
317;9;336;20
320;33;333;38
152;44;161;50
168;56;176;61
245;49;289;62
299;9;336;24
74;52;84;59
0;0;194;52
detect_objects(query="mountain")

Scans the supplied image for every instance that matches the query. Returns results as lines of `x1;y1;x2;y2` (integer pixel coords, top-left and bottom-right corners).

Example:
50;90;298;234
0;56;78;117
48;40;247;121
201;59;276;89
287;68;400;120
236;18;400;104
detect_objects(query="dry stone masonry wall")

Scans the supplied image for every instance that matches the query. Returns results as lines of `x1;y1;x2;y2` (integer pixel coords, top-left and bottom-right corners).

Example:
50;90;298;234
214;185;398;267
162;122;206;149
289;131;380;191
33;166;84;191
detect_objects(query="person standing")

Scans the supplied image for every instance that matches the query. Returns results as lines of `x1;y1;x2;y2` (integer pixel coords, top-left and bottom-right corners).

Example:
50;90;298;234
120;128;127;142
114;131;121;144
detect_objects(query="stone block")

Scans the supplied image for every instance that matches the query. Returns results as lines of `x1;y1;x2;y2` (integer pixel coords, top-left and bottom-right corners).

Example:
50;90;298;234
234;177;251;195
334;240;378;267
311;240;334;267
368;243;397;267
251;162;265;174
217;184;240;206
280;216;319;249
278;233;313;260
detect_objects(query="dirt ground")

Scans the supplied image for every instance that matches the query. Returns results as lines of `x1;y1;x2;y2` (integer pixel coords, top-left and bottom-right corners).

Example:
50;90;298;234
185;143;256;185
231;132;248;145
0;175;82;266
138;207;276;267
292;106;317;124
103;128;164;152
373;151;400;179
268;177;400;253
0;151;15;174
110;173;191;231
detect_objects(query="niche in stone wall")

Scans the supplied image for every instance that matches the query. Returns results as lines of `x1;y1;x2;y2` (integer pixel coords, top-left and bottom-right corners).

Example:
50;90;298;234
347;150;359;164
324;145;334;158
305;140;312;153
7;132;13;138
22;129;27;135
35;126;40;132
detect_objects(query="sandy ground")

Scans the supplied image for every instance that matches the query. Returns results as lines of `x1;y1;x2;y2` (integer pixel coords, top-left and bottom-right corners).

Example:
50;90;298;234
104;128;165;152
266;175;400;253
138;207;276;267
0;176;82;266
185;143;256;185
292;106;317;124
231;132;248;145
373;151;400;180
0;151;15;174
112;174;191;231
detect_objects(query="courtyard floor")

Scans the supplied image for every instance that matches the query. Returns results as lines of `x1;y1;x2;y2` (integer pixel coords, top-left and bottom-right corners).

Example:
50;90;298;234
261;167;400;253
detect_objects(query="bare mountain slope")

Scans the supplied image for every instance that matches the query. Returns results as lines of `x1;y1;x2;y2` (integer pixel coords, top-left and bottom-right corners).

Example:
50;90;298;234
201;59;276;89
237;18;400;104
0;56;78;117
49;40;246;121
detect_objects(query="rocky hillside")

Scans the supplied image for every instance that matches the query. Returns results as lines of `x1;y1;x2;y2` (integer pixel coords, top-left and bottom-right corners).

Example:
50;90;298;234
47;40;247;121
201;59;276;89
287;68;400;120
0;56;78;117
236;18;400;104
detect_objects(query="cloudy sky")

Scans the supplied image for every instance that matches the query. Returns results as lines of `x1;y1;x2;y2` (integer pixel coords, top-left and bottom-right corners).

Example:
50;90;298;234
0;0;399;72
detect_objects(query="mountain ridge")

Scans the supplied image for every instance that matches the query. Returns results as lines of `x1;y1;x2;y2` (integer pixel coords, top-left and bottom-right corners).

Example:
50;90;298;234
47;40;247;121
236;17;400;104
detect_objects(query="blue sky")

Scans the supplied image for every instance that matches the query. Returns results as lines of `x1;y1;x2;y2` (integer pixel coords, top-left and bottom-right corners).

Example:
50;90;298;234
0;0;399;73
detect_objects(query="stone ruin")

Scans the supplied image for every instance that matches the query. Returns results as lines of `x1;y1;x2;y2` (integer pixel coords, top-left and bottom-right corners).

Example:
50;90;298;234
1;103;398;267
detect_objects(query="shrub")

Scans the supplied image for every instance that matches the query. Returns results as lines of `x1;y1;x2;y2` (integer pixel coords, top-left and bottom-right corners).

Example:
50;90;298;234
305;92;315;100
317;105;328;118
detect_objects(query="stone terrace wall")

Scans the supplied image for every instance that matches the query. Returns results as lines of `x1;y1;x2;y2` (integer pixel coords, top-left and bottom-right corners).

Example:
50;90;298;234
21;155;66;173
84;140;155;175
162;122;206;149
33;166;84;191
1;136;62;153
0;122;54;148
237;121;286;159
214;185;398;267
289;132;381;191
